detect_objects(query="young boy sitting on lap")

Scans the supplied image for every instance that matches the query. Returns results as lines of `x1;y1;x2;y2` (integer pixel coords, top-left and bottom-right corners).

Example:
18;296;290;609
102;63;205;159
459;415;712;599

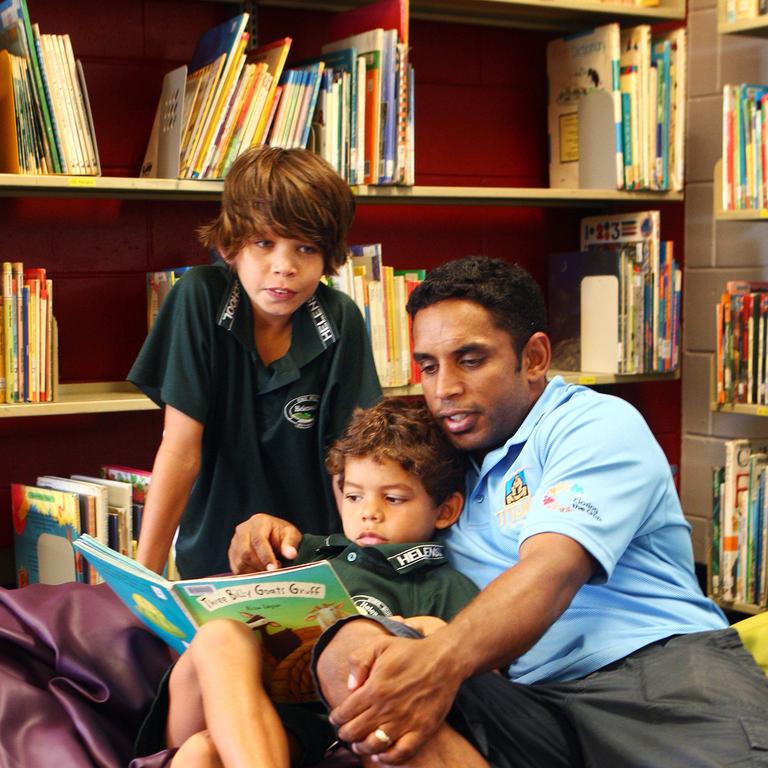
134;398;479;768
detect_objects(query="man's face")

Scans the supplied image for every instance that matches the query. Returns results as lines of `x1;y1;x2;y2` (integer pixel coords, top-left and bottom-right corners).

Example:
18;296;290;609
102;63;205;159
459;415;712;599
413;299;537;456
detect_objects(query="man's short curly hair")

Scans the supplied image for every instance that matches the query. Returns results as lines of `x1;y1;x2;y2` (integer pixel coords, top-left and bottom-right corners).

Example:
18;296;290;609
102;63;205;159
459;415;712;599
405;256;548;356
325;398;467;505
197;146;355;274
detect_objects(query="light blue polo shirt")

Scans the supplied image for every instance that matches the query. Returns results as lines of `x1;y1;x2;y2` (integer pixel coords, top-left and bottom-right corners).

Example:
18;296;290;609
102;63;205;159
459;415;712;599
442;376;726;685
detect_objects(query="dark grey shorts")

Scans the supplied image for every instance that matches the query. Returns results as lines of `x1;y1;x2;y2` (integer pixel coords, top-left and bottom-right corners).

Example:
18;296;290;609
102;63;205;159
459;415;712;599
312;619;768;768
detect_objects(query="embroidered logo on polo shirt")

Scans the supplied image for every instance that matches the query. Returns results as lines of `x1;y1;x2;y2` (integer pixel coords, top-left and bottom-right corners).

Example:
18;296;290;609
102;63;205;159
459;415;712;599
306;294;336;348
496;471;531;528
541;482;602;521
388;544;444;572
505;471;529;505
283;394;320;429
353;595;393;616
218;281;240;330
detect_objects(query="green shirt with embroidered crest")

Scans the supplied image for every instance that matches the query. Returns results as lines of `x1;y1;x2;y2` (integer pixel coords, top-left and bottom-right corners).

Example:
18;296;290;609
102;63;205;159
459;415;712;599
128;263;382;578
295;533;479;621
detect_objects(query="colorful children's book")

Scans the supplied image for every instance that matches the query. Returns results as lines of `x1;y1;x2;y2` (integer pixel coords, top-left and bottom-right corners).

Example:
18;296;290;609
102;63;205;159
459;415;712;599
12;483;85;587
73;534;362;703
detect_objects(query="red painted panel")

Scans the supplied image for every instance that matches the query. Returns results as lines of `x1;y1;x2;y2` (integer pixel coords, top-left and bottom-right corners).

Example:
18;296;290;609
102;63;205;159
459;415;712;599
31;0;145;60
56;273;149;381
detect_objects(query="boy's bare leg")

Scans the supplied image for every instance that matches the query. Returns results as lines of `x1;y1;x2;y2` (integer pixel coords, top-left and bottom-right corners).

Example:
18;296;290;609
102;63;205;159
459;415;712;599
315;620;489;768
167;619;291;768
170;730;223;768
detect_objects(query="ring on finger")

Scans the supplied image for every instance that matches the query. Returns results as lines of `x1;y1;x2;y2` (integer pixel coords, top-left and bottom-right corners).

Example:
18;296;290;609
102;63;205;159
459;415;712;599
373;727;392;747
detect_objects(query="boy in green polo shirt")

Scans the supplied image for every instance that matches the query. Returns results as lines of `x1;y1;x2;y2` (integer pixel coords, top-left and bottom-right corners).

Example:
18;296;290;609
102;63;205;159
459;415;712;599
135;398;478;767
129;147;382;580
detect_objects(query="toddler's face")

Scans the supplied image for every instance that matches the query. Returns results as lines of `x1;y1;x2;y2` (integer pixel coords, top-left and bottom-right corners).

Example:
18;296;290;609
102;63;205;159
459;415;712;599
339;456;446;547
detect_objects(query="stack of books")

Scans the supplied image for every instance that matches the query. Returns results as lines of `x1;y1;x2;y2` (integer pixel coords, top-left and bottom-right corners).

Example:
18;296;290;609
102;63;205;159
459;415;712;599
715;280;768;406
142;0;414;185
328;244;423;388
546;23;686;192
147;266;193;329
721;84;768;211
1;261;56;403
10;464;175;588
548;210;681;375
0;0;99;175
711;438;768;608
724;0;767;22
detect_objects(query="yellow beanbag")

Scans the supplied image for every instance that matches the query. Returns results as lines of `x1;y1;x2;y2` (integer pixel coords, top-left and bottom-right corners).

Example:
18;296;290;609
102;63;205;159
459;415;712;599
733;612;768;675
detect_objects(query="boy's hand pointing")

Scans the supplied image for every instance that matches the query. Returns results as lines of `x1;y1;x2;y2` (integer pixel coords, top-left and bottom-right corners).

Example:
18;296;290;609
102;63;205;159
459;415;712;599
228;513;301;573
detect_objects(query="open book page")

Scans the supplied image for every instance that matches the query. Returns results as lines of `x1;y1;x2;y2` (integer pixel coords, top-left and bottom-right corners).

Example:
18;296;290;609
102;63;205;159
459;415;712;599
73;534;361;701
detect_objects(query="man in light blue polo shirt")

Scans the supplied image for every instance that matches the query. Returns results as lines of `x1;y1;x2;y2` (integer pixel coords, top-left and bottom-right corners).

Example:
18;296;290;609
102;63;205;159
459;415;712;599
307;256;768;768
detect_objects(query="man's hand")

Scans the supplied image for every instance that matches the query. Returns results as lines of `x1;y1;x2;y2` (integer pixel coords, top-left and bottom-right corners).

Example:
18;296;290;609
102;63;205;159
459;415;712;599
329;633;463;764
228;514;301;573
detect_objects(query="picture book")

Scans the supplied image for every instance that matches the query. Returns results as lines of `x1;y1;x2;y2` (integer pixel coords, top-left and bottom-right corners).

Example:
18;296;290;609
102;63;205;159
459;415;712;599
546;23;622;189
12;483;85;587
73;534;363;703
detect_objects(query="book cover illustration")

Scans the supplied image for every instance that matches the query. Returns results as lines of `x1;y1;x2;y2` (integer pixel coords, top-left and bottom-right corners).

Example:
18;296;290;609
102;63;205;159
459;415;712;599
12;483;84;587
73;534;362;702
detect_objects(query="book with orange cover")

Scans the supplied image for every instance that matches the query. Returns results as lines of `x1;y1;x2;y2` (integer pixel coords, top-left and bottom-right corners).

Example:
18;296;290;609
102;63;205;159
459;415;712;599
192;29;250;178
180;13;249;177
246;37;292;148
0;50;21;173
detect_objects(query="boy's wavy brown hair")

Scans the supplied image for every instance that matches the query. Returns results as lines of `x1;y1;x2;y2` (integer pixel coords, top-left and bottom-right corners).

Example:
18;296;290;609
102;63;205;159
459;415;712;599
326;398;468;505
198;147;355;274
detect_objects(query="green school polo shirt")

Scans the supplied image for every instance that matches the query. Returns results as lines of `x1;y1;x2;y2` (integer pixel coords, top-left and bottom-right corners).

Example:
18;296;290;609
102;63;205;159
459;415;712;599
295;533;479;621
128;264;382;578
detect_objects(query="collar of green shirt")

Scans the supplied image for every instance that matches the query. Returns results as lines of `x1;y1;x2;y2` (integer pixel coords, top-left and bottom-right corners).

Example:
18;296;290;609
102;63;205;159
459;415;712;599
315;533;449;576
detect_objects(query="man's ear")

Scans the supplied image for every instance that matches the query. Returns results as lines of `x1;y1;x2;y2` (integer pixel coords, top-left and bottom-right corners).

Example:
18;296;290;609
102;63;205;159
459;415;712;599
433;491;464;530
522;332;551;381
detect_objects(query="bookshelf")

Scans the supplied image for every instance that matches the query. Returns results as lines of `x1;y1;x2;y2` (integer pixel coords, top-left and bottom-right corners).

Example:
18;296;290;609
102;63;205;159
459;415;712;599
704;14;768;615
0;369;681;419
0;174;683;205
250;0;685;29
0;0;686;587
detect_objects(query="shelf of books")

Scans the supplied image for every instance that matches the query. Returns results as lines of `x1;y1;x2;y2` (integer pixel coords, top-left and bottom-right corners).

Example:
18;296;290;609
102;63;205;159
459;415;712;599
715;160;768;219
351;185;684;205
0;174;225;201
717;0;768;36
711;402;768;416
0;382;158;418
0;370;681;419
255;0;685;29
0;175;684;204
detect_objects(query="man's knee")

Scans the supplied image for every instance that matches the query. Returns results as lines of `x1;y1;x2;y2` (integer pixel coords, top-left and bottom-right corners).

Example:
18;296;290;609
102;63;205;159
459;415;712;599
315;619;392;706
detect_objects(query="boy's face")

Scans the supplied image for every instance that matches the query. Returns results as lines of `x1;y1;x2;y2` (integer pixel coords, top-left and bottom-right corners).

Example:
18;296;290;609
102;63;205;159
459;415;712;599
232;228;324;325
339;456;458;546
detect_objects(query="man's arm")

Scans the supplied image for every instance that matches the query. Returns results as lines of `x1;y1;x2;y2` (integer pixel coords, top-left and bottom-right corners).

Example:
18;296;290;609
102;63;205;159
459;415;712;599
135;405;202;574
327;532;596;764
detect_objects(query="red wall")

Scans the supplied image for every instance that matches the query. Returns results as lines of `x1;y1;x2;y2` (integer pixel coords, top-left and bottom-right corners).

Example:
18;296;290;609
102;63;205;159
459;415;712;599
0;1;683;579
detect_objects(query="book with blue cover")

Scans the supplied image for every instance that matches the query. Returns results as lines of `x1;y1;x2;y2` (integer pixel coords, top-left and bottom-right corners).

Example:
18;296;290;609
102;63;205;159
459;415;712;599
73;534;361;702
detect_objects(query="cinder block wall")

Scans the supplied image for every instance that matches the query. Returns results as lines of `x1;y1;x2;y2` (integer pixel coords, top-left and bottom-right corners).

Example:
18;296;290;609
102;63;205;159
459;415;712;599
682;0;768;563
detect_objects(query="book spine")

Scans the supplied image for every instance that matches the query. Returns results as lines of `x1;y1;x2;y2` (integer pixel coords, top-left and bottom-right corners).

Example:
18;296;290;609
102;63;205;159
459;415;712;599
22;5;62;172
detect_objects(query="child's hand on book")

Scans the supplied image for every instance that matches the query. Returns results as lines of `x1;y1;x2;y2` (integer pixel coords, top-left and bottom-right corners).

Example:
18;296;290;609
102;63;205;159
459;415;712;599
228;513;301;574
